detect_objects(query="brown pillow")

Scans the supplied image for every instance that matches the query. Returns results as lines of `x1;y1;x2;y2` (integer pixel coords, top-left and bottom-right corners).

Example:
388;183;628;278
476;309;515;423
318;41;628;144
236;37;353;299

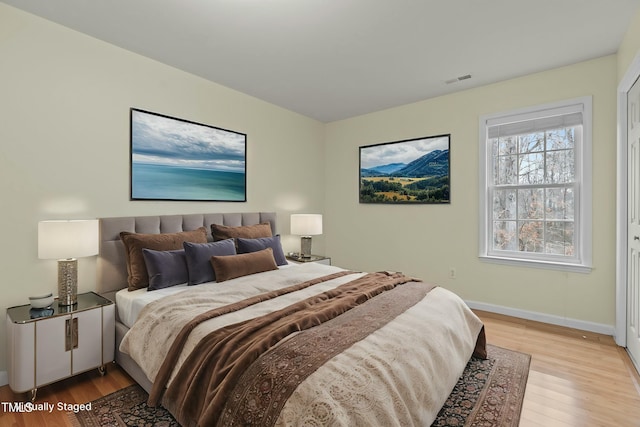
211;222;272;242
210;248;278;282
120;227;207;291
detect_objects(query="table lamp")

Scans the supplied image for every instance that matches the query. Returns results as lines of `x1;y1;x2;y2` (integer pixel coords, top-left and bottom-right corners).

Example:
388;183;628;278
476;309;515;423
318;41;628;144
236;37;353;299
290;214;322;258
38;220;99;306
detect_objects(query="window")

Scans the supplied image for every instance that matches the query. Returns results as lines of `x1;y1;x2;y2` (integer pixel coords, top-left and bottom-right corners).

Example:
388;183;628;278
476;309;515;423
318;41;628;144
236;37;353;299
479;97;592;272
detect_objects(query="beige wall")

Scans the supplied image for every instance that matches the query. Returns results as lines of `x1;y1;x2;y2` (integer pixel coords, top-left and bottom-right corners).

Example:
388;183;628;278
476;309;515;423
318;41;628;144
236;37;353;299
618;8;640;82
324;55;618;329
0;4;325;374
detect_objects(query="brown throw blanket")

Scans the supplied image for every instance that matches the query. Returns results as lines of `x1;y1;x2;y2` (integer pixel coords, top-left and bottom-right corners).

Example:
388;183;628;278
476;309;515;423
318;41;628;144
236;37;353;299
159;271;426;427
148;270;357;406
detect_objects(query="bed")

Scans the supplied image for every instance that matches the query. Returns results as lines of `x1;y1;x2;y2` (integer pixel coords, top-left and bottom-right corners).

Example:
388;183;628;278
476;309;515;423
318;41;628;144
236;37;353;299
98;212;486;427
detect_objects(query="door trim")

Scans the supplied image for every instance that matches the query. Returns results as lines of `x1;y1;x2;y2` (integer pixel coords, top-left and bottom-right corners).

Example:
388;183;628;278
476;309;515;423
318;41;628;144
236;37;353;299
616;52;640;347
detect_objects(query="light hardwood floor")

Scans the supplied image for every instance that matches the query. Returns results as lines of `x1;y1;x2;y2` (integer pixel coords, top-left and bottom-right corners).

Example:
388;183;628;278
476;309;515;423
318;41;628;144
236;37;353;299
478;310;640;427
0;311;639;426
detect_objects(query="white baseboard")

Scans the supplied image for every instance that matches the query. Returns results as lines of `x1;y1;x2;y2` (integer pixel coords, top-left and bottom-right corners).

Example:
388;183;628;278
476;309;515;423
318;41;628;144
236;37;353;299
465;300;615;337
0;371;7;387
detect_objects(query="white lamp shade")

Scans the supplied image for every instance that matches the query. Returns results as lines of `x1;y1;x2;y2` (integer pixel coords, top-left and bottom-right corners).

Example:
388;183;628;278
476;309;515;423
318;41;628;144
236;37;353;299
290;214;323;236
38;220;99;259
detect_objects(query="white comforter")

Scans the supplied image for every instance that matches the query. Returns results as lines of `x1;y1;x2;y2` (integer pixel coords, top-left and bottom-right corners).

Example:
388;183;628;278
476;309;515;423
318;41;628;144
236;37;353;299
119;263;483;426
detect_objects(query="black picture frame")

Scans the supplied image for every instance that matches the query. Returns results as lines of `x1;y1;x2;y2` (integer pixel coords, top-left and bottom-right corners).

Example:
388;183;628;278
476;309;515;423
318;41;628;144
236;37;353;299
130;108;247;202
359;134;450;204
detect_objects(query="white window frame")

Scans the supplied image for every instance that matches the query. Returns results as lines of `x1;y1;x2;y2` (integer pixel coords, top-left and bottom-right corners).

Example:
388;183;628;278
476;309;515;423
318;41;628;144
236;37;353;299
478;97;592;273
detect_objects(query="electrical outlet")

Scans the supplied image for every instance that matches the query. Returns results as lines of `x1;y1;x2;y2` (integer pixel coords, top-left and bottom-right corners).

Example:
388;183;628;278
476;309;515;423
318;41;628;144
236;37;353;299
449;268;456;279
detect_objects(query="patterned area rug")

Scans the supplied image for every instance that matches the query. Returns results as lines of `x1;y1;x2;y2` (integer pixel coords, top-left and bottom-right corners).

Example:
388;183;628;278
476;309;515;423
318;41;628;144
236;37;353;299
432;344;530;427
69;344;530;427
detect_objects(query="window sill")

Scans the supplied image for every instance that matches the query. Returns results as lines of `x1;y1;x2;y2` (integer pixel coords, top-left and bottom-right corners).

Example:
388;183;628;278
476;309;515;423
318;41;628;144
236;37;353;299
479;255;592;274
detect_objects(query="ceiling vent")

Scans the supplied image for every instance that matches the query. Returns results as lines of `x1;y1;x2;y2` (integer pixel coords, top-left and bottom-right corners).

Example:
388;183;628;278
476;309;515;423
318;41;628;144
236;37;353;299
445;74;472;84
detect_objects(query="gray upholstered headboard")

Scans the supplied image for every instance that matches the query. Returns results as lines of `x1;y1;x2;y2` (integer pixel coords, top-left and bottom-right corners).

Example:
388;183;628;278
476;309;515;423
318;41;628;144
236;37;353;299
97;212;277;297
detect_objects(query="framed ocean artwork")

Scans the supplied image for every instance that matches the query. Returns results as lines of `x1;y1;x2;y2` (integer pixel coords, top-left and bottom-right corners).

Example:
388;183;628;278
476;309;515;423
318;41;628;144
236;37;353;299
130;109;247;202
359;134;450;204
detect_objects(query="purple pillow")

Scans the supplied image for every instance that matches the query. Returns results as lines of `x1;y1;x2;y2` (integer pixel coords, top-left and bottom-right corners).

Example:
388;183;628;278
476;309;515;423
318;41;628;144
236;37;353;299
142;249;188;291
183;239;236;285
236;235;287;266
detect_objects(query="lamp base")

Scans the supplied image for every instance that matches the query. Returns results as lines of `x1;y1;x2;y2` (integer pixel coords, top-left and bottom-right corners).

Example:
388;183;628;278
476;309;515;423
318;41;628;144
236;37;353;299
300;236;312;258
58;259;78;306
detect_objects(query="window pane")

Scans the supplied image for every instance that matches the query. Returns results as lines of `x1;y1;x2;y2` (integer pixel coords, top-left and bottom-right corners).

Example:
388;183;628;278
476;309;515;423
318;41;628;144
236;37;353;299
545;149;574;184
546;128;575;150
518;221;543;252
545;221;574;255
518;188;544;219
518;133;545;153
493;190;516;219
493;189;516;219
494;155;518;185
518;153;544;184
493;221;517;251
496;136;517;155
546;188;574;220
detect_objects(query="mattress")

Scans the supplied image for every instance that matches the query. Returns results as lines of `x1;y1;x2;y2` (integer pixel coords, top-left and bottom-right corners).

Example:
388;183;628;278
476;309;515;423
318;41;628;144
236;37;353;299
116;283;189;328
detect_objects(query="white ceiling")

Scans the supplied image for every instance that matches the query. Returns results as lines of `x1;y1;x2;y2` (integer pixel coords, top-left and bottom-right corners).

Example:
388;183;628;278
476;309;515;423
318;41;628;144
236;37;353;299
3;0;639;122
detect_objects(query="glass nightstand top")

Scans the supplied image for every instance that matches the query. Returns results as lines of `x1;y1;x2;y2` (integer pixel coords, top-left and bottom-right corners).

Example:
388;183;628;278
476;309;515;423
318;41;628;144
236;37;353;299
7;291;113;324
286;254;329;263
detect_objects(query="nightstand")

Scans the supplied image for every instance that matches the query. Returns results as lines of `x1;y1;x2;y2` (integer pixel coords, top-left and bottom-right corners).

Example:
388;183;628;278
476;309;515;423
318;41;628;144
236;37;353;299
286;254;332;265
6;291;115;401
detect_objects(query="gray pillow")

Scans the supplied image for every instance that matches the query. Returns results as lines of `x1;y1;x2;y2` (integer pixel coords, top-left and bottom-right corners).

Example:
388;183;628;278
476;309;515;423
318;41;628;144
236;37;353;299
183;239;236;285
142;248;188;291
236;235;287;266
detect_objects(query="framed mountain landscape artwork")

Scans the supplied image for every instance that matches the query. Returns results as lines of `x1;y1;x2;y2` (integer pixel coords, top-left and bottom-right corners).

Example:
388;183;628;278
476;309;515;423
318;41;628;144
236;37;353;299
359;134;450;204
130;108;246;202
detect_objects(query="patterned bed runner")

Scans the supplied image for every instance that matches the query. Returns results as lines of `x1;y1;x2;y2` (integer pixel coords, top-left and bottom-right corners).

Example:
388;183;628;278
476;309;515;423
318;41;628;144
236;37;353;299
219;280;436;426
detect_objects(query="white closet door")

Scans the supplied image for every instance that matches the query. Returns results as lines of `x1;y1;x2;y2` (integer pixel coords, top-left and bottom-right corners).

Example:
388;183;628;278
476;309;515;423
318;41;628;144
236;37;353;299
628;75;640;371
